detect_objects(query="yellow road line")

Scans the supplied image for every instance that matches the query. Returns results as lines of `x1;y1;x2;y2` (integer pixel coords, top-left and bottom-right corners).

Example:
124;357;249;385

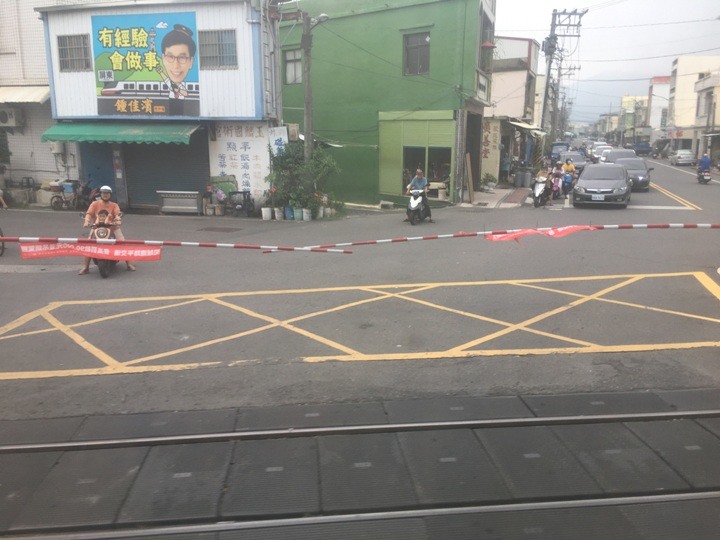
305;340;720;362
0;298;207;341
695;272;720;302
515;280;720;325
0;311;42;337
2;271;717;377
206;296;361;355
651;182;701;210
39;309;124;369
0;361;222;381
446;276;644;352
362;286;597;348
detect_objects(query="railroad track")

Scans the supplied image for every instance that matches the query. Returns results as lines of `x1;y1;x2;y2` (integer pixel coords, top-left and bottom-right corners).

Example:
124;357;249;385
3;409;720;539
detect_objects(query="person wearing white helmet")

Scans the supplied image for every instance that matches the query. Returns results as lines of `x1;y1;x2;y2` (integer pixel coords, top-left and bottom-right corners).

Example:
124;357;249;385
78;185;136;274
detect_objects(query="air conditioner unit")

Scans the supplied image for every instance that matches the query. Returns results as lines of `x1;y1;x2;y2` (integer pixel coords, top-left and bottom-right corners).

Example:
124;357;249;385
0;108;24;127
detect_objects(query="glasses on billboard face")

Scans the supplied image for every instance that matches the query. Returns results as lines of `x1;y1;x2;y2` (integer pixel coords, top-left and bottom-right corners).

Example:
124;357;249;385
163;54;191;65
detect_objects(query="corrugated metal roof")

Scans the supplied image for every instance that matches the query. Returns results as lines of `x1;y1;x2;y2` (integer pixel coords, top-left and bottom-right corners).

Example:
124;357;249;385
0;86;51;104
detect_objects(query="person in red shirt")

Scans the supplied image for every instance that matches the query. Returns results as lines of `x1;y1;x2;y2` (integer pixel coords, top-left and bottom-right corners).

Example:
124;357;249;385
78;185;136;274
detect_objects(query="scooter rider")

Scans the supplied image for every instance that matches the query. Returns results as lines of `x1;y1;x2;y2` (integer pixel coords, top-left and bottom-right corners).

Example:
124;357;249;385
78;185;136;275
406;169;434;223
698;153;713;173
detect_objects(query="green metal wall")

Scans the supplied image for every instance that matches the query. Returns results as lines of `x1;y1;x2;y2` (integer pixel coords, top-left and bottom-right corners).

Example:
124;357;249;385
280;0;482;203
379;112;456;195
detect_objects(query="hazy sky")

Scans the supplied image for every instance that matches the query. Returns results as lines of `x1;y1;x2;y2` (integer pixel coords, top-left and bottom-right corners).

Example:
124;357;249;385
494;0;720;125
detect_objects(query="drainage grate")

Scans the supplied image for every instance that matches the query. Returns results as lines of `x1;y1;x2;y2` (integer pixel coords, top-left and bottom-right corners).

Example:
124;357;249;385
197;227;243;232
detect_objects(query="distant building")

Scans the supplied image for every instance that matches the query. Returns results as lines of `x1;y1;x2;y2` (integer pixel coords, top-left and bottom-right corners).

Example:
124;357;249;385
486;36;543;180
667;56;720;152
694;71;720;160
647;76;670;143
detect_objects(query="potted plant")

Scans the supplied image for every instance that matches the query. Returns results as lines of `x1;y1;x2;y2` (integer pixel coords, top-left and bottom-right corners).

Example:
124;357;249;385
481;173;497;192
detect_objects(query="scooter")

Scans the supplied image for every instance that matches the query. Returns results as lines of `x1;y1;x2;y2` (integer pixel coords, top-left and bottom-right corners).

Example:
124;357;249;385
532;175;551;208
89;215;120;278
697;168;712;184
406;189;430;225
228;190;255;217
562;172;576;198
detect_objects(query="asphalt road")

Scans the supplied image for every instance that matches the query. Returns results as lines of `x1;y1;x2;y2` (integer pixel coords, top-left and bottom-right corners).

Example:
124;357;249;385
1;158;719;420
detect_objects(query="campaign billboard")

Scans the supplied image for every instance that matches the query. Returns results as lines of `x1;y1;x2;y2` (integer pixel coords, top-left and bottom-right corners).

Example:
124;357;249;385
92;12;199;117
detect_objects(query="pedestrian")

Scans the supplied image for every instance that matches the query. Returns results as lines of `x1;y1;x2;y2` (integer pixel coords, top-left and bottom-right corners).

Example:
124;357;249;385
0;189;8;209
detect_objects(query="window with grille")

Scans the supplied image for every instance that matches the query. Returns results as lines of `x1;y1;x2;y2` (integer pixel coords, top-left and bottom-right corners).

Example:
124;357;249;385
404;32;429;76
199;30;237;68
58;35;92;72
285;49;302;84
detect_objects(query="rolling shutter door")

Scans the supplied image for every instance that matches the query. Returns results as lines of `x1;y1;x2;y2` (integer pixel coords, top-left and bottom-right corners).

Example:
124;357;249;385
123;129;210;207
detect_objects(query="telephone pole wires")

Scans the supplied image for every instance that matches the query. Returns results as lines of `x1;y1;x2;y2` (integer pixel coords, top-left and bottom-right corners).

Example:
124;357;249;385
540;9;588;145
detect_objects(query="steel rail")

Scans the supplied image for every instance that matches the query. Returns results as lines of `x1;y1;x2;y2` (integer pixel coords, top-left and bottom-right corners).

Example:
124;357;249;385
2;409;720;454
4;490;720;540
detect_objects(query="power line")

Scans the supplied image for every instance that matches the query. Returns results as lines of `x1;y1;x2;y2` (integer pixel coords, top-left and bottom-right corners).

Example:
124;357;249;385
497;17;718;33
582;46;720;62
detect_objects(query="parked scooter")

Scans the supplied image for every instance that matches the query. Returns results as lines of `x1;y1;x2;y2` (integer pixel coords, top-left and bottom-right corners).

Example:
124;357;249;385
88;213;121;278
532;175;551;208
406;189;431;225
228;190;255;217
697;168;712;185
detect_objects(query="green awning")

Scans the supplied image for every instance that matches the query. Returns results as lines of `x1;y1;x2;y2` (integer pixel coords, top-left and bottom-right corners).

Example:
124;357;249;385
41;122;201;144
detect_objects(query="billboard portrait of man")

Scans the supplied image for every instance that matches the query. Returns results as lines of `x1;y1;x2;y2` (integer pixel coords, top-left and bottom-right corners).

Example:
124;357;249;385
92;12;200;117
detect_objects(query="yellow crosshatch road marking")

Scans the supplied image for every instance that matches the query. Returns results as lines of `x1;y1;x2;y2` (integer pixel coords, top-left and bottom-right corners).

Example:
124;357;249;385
0;272;719;380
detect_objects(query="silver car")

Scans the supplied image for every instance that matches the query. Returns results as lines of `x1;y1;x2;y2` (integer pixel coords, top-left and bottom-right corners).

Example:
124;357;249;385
572;164;632;208
669;149;696;166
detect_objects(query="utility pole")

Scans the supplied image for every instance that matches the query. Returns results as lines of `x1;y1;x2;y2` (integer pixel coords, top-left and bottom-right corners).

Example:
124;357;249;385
301;12;314;162
540;9;587;144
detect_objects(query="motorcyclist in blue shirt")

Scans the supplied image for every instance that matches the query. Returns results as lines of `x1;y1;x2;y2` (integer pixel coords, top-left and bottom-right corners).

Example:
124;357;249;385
698;153;713;172
406;168;433;222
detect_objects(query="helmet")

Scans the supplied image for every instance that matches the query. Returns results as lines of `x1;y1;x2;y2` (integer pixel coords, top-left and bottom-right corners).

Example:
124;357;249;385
556;161;562;166
566;158;572;164
99;185;112;193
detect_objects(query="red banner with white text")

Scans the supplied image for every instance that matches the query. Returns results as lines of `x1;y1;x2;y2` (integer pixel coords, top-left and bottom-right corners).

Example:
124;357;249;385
20;243;162;261
485;225;598;242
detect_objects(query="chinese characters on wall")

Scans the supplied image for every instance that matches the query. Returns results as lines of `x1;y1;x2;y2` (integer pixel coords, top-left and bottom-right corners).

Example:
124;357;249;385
209;123;277;199
482;119;501;182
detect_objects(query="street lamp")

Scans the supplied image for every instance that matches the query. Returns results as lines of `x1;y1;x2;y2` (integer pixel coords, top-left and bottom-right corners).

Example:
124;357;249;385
301;12;329;162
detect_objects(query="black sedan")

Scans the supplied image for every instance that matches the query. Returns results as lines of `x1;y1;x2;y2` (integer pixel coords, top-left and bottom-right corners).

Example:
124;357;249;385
615;157;653;191
572;164;631;208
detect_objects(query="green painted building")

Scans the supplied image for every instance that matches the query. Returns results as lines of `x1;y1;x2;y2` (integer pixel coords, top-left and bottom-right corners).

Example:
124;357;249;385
280;0;495;204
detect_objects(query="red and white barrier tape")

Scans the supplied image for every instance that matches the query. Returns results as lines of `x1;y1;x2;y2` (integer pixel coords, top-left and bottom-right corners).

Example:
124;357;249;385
0;236;352;255
304;223;720;249
1;223;718;254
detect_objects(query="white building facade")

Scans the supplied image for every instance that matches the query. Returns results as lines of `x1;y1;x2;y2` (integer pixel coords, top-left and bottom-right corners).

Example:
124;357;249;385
0;0;59;192
36;0;282;209
667;56;720;153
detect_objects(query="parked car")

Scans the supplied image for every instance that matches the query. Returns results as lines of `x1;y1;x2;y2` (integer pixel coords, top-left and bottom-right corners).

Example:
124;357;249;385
602;149;637;163
572;163;632;208
634;141;651;156
615;157;653;191
559;151;589;174
592;145;613;163
669;149;697;166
